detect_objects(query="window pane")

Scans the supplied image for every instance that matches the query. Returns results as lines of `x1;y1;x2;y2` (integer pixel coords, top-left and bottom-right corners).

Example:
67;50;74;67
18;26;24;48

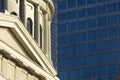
58;1;66;10
110;64;120;76
69;69;79;79
98;29;107;39
87;19;96;28
108;27;118;38
108;15;117;25
99;53;109;63
77;43;88;54
88;55;99;65
68;45;78;55
97;5;106;15
68;10;76;20
109;39;119;49
97;41;108;50
88;42;97;52
87;7;96;16
97;0;106;3
58;23;67;33
68;0;76;8
118;2;120;11
68;33;77;43
97;16;107;26
27;18;33;35
79;56;87;66
78;9;86;18
78;32;86;41
58;12;66;21
58;47;68;57
87;0;96;5
87;30;97;40
68;21;77;32
78;20;86;30
108;3;117;13
89;67;99;77
78;0;86;7
100;65;109;75
110;51;120;62
80;68;88;78
58;35;67;45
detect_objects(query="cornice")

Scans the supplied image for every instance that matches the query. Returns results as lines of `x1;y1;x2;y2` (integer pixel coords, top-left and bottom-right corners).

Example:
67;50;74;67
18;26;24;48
27;0;55;20
43;0;55;20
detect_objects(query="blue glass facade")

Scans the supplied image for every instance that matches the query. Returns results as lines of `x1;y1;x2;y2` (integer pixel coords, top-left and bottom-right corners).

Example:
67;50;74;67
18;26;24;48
51;0;58;70
52;0;120;80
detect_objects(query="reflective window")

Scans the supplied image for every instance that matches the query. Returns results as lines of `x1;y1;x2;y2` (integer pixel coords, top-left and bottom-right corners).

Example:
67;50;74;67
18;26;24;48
68;33;77;43
97;0;106;3
80;68;88;78
99;53;109;63
97;41;108;50
88;42;97;52
77;43;88;54
87;30;97;40
110;51;120;62
79;56;87;66
58;1;66;10
97;16;107;26
77;0;86;6
118;2;120;11
58;35;67;45
98;29;107;39
100;65;109;75
78;9;86;18
68;0;76;8
87;19;96;28
88;55;99;65
68;45;78;55
58;23;67;33
78;20;86;30
78;32;86;41
59;59;69;69
69;69;79;79
68;21;77;32
58;47;68;57
69;58;79;67
68;10;76;20
118;14;120;22
108;3;117;13
109;39;119;49
58;12;66;21
89;67;99;77
110;64;120;75
97;5;106;15
108;27;118;38
78;0;86;7
87;0;96;5
108;15;117;25
87;7;96;16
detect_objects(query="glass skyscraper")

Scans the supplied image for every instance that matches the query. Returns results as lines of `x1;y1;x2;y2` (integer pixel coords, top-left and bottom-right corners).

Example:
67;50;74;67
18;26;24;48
52;0;120;80
51;0;58;70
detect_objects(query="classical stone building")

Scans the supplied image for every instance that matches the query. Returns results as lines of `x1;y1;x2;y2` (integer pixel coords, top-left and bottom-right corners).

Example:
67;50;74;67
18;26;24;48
0;0;59;80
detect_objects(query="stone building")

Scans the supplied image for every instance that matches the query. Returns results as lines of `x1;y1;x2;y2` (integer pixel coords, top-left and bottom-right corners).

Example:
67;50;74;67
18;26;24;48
0;0;59;80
